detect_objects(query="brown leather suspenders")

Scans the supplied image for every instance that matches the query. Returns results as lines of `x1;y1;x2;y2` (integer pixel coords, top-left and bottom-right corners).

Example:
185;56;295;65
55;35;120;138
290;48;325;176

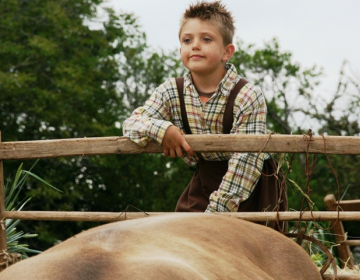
175;77;191;134
175;77;248;134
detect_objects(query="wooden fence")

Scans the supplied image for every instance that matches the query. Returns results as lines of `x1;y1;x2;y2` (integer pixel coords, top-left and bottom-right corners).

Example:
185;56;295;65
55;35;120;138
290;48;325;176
1;133;360;277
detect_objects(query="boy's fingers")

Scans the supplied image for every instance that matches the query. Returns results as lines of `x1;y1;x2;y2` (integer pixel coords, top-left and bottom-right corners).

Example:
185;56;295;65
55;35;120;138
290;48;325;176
182;141;194;157
169;149;176;158
163;149;169;157
175;147;183;158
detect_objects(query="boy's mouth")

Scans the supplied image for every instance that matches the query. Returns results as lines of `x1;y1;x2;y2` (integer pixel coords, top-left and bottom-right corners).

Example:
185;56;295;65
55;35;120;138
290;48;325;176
190;55;204;59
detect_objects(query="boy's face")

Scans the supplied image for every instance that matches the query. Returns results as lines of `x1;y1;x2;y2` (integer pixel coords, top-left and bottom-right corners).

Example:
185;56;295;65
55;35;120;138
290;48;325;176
179;19;234;77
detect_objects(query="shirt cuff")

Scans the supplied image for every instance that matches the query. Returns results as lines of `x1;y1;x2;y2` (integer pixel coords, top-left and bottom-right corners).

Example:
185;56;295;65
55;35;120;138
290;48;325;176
205;192;240;212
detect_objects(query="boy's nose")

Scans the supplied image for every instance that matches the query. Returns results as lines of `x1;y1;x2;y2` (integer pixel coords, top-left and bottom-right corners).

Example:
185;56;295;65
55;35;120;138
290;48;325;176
192;39;201;50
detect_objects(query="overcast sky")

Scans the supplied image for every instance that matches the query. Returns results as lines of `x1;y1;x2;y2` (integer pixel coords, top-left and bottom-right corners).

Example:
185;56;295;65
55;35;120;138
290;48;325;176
106;0;360;100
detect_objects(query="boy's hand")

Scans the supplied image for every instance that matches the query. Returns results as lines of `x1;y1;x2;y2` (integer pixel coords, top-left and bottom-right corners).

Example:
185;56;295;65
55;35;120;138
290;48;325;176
162;126;194;158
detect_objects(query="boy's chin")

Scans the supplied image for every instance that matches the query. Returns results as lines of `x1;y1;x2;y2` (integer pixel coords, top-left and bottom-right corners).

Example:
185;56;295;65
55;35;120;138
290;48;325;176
186;64;212;74
188;66;226;77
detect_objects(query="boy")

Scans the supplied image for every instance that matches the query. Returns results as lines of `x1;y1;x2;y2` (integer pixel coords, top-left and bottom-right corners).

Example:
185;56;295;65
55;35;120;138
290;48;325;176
123;1;287;229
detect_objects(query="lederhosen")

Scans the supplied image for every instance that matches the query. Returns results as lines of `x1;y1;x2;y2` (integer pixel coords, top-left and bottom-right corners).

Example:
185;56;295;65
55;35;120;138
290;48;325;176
174;77;288;231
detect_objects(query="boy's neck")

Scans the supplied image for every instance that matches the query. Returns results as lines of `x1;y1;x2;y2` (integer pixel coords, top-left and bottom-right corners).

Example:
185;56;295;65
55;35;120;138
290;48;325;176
190;67;227;93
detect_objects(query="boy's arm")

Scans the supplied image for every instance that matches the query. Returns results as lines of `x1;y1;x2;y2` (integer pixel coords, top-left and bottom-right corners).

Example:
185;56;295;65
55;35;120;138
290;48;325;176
122;90;172;147
123;83;194;157
206;84;267;212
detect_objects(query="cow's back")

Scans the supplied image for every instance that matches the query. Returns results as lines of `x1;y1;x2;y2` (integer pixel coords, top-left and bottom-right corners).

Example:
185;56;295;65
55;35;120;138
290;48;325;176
0;214;322;280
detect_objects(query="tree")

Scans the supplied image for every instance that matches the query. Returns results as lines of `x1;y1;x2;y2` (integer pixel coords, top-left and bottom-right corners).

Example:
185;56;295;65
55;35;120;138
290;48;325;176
293;61;360;204
299;61;360;237
230;39;323;134
1;0;119;140
0;0;189;251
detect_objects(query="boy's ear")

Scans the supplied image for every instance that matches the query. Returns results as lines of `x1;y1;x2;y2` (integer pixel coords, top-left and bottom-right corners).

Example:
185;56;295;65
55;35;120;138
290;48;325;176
222;44;235;61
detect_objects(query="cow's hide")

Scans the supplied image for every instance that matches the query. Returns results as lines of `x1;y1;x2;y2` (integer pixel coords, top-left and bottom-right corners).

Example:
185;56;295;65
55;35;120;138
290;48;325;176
0;213;322;280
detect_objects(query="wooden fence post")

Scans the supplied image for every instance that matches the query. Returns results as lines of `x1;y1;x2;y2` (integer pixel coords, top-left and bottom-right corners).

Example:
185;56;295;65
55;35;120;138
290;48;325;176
324;194;355;268
0;131;8;272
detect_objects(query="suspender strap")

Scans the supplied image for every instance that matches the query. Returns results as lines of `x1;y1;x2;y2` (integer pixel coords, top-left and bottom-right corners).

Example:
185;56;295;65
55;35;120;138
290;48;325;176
175;77;248;135
222;78;248;134
176;77;192;134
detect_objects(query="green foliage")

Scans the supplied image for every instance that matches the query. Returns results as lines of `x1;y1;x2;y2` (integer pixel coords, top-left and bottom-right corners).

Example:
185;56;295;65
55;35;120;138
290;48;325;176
0;0;189;251
230;39;323;134
288;220;341;268
5;161;59;258
297;62;360;211
0;0;121;140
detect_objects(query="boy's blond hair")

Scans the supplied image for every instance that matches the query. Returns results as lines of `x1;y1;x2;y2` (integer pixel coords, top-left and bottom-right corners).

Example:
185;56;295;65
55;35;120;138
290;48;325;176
179;1;235;46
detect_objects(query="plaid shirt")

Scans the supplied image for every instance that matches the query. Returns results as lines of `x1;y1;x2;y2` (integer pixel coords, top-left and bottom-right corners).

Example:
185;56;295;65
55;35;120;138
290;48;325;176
123;64;268;212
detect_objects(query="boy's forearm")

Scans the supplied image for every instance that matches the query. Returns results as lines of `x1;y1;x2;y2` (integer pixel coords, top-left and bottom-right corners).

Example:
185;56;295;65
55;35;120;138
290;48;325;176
123;83;175;146
123;115;173;147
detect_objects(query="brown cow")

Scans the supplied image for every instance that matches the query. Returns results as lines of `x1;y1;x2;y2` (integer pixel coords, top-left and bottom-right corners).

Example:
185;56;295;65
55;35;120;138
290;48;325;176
0;214;321;280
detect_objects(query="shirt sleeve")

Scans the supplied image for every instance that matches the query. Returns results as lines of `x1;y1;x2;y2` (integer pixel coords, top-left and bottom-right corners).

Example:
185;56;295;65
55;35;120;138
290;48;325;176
122;83;174;147
206;84;267;212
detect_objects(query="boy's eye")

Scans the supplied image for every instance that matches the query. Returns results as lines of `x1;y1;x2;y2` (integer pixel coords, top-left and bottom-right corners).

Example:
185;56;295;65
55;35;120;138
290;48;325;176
203;38;212;42
183;38;191;43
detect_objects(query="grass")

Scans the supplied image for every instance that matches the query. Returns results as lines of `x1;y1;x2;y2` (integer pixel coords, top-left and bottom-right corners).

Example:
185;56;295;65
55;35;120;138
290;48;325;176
288;219;360;278
4;160;60;258
326;264;360;276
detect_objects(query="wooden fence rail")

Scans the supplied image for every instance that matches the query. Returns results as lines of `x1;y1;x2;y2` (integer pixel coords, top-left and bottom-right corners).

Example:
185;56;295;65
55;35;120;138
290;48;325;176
3;210;360;223
0;133;360;276
0;135;360;160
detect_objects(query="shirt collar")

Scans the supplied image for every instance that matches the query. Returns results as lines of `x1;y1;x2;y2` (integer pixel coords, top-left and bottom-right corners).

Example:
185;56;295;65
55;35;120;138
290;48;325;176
183;64;240;97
